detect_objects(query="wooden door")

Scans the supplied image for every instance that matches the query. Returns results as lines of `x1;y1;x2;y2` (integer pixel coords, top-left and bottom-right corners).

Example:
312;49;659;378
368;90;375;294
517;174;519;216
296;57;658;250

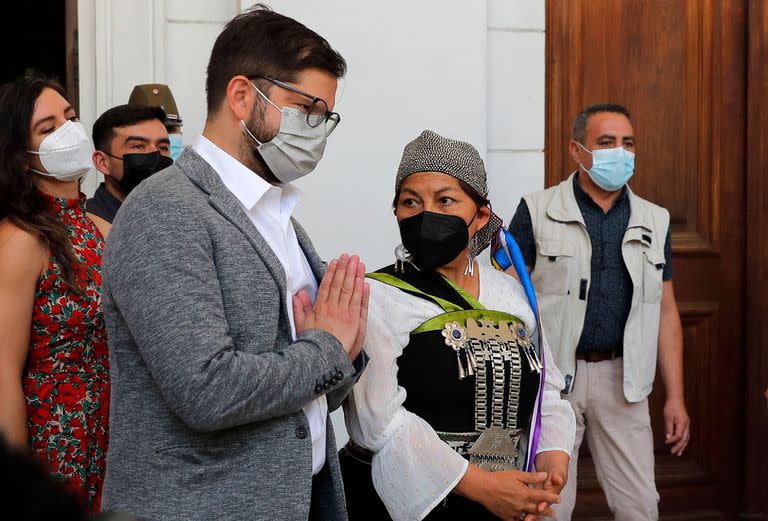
545;1;747;519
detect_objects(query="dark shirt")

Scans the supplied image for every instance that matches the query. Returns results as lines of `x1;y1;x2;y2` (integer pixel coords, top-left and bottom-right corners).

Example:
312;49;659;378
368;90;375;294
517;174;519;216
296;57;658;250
86;183;122;224
508;173;672;355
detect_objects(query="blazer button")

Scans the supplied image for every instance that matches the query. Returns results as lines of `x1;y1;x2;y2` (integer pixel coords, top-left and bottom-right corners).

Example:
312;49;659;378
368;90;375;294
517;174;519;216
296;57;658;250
330;377;339;386
336;370;344;380
314;383;323;394
323;380;332;390
296;426;308;439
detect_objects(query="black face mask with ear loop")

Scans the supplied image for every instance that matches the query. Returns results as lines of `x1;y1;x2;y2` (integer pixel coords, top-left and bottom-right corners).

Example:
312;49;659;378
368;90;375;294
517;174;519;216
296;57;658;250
398;210;477;271
108;151;173;194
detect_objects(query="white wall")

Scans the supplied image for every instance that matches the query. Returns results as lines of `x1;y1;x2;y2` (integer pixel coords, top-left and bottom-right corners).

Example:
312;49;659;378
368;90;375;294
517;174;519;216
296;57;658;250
77;0;235;195
254;0;488;269
79;0;546;446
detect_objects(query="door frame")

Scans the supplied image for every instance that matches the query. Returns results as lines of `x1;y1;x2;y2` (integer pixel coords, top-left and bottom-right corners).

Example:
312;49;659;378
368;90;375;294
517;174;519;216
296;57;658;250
65;0;79;113
743;0;768;519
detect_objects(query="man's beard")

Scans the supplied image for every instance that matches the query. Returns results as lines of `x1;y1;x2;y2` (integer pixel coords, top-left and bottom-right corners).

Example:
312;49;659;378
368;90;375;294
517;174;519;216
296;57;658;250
240;102;280;184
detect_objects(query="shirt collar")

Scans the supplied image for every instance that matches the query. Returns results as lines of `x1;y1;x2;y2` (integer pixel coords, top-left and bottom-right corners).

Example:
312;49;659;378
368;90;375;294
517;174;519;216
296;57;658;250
192;135;302;220
95;183;122;213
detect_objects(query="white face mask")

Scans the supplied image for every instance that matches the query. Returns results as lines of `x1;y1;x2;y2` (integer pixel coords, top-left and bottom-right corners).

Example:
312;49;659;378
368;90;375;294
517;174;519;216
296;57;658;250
241;82;328;184
27;120;94;182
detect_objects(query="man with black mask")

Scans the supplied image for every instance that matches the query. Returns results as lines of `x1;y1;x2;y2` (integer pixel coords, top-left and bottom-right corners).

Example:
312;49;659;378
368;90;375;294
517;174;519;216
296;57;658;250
87;104;172;222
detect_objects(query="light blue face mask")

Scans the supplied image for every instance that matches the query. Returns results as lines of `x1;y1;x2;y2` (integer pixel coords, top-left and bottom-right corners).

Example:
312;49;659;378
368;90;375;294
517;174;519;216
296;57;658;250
169;134;184;161
577;142;635;192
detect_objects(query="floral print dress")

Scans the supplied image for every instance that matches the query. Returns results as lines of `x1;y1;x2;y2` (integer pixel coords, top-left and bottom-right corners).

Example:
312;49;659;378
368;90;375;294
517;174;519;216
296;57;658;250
23;193;110;512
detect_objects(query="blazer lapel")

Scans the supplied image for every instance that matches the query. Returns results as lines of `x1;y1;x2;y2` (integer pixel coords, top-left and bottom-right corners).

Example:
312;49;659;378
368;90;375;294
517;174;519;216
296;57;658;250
177;147;288;298
208;189;288;294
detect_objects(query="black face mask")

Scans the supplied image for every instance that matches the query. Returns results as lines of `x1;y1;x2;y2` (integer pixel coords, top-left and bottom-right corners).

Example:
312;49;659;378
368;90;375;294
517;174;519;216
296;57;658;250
117;152;173;194
398;211;472;271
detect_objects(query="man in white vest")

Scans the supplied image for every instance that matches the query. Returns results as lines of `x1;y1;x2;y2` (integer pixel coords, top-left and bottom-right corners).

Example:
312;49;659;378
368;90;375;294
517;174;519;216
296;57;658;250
508;104;690;520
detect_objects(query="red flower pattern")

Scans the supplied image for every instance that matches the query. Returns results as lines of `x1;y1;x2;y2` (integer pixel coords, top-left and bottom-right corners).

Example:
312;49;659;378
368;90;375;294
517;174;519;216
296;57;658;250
23;193;109;512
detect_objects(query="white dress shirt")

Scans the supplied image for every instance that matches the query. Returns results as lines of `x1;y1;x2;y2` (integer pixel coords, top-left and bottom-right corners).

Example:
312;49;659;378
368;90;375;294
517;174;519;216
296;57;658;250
343;262;576;521
193;135;328;475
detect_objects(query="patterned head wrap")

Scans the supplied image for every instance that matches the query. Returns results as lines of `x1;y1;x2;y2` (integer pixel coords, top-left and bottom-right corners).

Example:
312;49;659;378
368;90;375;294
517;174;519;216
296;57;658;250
396;130;487;197
395;130;503;257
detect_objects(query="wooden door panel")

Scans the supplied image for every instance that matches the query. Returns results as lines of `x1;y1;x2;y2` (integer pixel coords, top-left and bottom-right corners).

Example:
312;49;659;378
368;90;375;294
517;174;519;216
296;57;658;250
545;1;746;519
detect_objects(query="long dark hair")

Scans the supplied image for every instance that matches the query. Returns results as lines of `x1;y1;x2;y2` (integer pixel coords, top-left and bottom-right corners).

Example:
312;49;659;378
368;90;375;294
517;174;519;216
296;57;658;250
0;74;85;294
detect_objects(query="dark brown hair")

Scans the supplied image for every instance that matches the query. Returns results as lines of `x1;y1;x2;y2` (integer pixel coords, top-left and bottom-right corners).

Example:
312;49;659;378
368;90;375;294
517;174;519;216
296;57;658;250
0;73;85;294
92;103;167;153
205;4;347;116
572;103;631;143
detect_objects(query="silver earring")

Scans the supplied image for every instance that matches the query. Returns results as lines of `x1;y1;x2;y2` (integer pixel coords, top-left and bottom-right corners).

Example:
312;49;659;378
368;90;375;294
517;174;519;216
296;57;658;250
395;244;416;273
464;236;478;277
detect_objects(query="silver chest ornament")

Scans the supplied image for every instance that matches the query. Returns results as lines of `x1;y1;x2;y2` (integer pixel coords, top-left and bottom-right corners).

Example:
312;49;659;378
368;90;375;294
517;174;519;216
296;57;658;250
441;318;541;380
440;317;542;472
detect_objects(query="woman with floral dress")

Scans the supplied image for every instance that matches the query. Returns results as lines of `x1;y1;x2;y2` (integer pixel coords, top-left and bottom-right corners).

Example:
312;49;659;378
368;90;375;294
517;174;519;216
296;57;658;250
0;74;111;511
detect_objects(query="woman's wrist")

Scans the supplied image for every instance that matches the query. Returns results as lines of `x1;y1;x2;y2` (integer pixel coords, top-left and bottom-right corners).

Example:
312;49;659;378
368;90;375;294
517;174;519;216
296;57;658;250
453;464;487;503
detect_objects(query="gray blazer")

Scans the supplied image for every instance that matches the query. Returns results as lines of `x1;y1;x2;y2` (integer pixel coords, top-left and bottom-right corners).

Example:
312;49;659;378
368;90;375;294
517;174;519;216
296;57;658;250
101;148;364;521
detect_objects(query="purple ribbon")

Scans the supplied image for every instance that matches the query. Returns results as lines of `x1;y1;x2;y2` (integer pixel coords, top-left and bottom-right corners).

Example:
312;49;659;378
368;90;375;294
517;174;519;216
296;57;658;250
527;335;545;472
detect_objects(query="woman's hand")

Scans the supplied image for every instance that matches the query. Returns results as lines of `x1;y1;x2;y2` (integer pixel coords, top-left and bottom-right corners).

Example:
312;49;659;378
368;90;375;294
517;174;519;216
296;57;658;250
531;450;570;518
454;464;560;520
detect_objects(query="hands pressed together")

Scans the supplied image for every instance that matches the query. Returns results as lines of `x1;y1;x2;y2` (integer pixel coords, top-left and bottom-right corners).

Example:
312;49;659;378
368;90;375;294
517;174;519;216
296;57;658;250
292;254;370;361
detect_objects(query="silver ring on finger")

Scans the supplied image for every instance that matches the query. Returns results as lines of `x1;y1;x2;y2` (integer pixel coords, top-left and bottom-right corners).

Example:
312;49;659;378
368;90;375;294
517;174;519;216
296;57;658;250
519;513;527;521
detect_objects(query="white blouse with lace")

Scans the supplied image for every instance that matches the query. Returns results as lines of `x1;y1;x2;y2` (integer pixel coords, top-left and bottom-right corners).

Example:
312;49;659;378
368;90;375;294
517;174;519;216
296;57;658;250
343;262;576;521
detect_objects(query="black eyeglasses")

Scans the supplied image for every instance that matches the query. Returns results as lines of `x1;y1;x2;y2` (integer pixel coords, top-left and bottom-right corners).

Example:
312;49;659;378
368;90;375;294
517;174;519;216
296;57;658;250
248;76;341;136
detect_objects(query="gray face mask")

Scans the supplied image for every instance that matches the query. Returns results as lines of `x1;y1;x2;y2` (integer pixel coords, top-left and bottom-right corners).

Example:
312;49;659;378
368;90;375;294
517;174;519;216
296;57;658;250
241;82;327;183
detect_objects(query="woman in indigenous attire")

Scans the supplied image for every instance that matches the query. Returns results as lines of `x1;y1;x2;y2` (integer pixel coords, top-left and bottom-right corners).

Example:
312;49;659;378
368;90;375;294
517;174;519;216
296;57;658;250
341;130;576;521
0;75;111;511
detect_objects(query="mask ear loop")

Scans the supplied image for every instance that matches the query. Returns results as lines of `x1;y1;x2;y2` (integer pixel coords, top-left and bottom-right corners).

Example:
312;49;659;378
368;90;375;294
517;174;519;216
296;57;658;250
250;81;282;113
241;81;283;147
25;149;48;176
576;141;593;175
241;120;263;146
26;148;55;177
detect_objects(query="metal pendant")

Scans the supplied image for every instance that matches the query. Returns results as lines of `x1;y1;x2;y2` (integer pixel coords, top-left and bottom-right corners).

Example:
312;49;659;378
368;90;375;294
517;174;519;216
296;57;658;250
468;425;521;472
443;322;473;380
528;345;543;373
456;352;466;379
511;324;541;374
466;346;478;373
464;349;475;377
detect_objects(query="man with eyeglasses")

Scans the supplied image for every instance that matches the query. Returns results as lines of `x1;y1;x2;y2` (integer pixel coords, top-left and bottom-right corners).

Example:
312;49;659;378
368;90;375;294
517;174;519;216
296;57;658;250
101;6;368;521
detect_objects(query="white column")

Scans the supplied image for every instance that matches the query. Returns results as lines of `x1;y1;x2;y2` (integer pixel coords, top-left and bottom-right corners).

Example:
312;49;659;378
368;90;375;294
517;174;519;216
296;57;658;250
485;0;546;226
